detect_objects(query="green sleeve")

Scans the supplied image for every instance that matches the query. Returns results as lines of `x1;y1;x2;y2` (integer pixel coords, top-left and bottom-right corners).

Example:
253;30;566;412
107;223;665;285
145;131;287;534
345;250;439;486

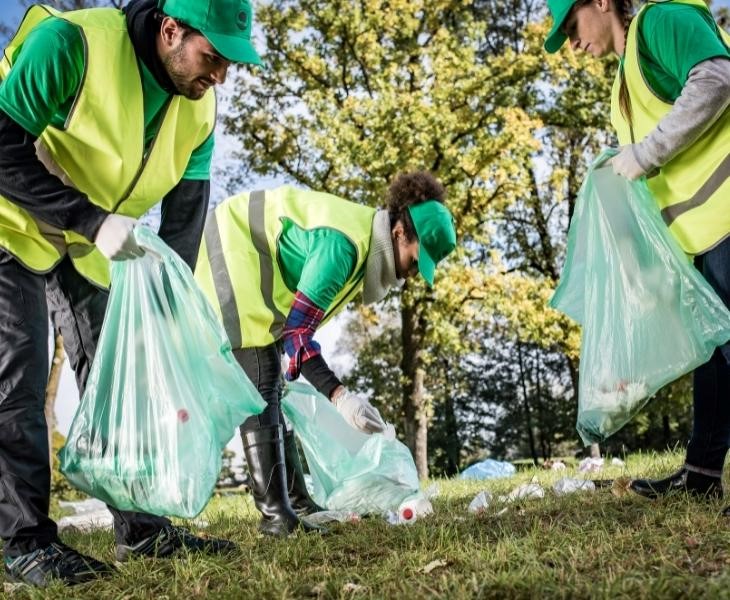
640;4;730;101
297;228;358;310
182;130;214;180
0;17;83;136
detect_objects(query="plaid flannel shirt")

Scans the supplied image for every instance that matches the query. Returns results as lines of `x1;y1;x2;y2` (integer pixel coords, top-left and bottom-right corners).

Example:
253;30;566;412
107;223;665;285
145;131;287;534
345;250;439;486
282;291;325;381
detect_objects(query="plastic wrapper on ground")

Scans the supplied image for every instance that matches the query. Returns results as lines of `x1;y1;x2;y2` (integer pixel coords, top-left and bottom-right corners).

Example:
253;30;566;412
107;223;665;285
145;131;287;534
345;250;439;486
59;227;265;518
468;491;493;513
550;149;730;444
459;459;516;480
281;382;423;515
553;478;596;496
499;483;545;502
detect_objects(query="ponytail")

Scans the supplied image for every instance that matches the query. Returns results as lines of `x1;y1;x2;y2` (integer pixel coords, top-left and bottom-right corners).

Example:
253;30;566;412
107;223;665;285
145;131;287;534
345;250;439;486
616;0;635;128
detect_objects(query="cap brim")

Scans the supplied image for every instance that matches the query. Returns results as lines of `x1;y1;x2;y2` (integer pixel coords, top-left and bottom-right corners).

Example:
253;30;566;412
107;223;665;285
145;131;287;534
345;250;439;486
202;31;263;66
418;245;436;287
543;4;572;53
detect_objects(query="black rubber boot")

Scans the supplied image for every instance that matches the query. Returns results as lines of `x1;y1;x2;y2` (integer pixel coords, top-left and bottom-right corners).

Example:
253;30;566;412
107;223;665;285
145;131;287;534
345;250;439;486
241;418;325;537
629;467;724;500
284;429;324;517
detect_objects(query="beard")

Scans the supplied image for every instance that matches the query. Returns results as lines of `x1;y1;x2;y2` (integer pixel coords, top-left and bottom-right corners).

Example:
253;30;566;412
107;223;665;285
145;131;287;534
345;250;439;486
162;41;206;100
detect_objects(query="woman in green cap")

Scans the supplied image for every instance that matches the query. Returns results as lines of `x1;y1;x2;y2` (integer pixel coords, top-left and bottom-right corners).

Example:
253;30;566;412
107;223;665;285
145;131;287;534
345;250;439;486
544;0;730;512
194;171;457;536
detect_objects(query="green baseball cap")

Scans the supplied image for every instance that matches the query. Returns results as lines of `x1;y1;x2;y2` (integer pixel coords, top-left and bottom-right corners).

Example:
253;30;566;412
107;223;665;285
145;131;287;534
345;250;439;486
407;201;457;287
159;0;263;65
544;0;578;53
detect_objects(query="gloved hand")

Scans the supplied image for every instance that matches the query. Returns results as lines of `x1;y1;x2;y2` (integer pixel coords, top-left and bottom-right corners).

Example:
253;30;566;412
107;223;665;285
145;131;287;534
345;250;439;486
611;144;647;181
331;387;387;434
94;214;144;260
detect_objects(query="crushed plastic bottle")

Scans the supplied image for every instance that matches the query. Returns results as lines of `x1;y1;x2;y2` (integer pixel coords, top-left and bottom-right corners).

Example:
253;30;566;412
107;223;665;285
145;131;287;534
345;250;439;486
499;483;545;503
384;494;433;525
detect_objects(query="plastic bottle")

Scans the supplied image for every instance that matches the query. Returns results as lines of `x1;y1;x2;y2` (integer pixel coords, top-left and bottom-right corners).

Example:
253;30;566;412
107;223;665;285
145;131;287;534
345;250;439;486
392;494;433;525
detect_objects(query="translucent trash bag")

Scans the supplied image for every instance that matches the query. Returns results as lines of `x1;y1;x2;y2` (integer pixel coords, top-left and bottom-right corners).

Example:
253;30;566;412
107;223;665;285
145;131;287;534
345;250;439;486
281;382;421;515
550;149;730;445
59;227;264;518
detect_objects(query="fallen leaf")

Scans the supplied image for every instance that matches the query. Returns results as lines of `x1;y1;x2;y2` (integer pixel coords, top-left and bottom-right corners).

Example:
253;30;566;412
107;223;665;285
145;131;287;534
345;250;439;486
611;476;632;498
419;559;449;574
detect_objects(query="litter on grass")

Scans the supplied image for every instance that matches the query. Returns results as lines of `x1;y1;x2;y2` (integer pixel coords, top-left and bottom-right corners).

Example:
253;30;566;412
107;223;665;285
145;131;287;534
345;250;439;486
500;483;545;502
459;459;516;480
468;491;493;514
578;457;604;473
553;478;596;496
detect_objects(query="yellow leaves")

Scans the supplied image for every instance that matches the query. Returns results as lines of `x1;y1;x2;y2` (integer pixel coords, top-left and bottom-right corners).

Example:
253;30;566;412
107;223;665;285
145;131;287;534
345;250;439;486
473;271;581;358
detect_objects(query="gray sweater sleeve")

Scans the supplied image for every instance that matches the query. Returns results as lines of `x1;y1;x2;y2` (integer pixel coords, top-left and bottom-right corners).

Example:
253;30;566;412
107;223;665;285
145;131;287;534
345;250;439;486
633;57;730;172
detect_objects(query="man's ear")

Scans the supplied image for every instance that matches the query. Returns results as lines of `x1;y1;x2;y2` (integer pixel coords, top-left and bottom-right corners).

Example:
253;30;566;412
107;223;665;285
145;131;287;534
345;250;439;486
391;219;404;240
159;16;180;48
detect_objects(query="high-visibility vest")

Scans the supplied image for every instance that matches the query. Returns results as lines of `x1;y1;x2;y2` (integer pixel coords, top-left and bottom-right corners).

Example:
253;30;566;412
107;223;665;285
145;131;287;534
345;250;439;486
0;5;216;287
610;0;730;255
195;186;376;348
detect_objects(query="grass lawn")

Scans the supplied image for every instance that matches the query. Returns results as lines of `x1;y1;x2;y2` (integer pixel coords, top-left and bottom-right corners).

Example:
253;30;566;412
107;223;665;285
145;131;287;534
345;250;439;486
4;450;729;599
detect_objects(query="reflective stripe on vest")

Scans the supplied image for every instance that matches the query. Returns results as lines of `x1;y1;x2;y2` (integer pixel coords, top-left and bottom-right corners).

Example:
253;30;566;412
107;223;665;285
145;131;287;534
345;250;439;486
195;186;375;349
610;0;730;255
0;5;216;287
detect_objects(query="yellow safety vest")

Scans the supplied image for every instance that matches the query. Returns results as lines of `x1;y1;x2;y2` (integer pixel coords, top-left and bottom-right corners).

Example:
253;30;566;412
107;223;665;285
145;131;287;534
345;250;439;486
0;5;216;287
195;186;376;348
610;0;730;255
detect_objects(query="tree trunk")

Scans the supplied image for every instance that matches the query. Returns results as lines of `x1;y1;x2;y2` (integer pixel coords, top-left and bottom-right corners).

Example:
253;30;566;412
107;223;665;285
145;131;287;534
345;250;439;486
441;369;461;476
45;333;64;465
517;343;538;465
401;287;429;480
565;354;600;458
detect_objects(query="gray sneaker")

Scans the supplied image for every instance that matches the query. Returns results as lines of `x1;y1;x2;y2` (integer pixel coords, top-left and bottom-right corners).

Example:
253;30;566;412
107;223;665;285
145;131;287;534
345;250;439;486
4;542;114;587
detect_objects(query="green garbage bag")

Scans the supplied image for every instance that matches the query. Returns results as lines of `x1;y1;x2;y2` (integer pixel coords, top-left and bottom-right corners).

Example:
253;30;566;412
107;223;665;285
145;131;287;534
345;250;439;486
59;227;264;518
550;149;730;445
281;382;420;515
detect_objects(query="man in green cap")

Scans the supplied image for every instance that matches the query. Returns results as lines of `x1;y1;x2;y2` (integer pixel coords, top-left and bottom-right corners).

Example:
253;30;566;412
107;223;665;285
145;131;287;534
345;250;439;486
194;171;457;537
0;0;261;587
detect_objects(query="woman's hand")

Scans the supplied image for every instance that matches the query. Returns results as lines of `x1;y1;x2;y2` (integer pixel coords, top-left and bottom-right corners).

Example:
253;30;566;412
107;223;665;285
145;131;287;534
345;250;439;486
612;145;647;181
331;387;387;434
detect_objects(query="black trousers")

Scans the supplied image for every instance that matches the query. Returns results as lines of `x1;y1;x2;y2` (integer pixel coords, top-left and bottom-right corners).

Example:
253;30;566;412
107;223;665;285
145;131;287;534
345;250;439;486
232;344;285;429
687;236;730;473
0;252;169;556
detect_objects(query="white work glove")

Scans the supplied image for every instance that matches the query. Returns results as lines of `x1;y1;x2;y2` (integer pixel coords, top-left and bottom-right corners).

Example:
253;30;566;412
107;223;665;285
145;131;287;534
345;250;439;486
94;214;144;260
331;388;387;434
611;145;647;181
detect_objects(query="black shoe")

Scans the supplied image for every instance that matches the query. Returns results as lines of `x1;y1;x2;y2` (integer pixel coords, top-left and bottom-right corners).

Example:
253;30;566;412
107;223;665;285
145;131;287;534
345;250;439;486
4;542;114;587
284;428;325;517
630;467;724;500
115;525;236;561
241;418;326;537
722;505;730;517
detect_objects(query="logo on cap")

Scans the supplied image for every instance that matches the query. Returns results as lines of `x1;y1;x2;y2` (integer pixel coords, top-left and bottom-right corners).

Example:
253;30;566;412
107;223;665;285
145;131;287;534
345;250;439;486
236;10;248;30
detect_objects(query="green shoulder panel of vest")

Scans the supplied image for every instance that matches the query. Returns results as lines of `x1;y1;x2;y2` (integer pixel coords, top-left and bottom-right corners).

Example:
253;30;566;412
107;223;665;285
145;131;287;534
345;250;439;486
0;5;216;288
610;0;730;255
195;185;376;349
